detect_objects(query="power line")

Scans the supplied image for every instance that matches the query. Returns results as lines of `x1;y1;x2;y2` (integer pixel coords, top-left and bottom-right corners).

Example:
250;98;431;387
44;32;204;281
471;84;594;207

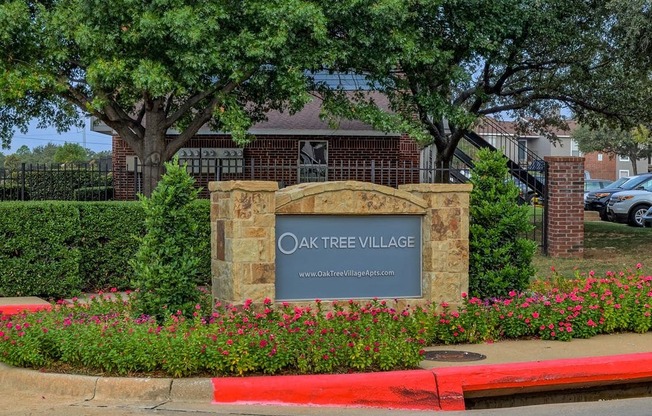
10;135;111;147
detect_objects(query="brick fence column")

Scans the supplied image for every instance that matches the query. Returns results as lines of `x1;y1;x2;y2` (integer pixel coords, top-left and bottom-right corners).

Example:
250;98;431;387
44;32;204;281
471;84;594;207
544;156;584;258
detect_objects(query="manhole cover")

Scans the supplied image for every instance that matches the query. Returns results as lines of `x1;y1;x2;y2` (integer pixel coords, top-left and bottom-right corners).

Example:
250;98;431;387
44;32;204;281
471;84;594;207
423;350;486;362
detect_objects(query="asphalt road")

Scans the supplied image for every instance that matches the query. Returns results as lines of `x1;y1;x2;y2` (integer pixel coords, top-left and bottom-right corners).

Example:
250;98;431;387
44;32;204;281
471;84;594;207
3;390;652;416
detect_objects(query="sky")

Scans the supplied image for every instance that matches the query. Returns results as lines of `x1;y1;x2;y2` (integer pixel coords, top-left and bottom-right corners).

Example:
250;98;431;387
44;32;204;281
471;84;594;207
4;118;113;154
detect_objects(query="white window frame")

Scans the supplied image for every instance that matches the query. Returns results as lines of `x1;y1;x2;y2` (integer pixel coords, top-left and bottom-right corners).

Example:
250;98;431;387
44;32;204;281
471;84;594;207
619;169;630;178
619;155;630;162
570;139;582;157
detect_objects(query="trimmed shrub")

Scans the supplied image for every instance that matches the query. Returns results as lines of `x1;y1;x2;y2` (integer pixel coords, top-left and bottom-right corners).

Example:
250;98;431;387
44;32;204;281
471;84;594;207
469;148;537;299
0;183;27;201
78;202;146;292
24;170;112;200
0;202;82;298
74;186;114;201
0;199;211;297
130;160;205;321
186;199;211;285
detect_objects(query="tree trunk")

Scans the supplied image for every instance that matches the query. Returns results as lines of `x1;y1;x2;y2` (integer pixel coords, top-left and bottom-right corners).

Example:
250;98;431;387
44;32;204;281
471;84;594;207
139;125;168;197
631;156;639;176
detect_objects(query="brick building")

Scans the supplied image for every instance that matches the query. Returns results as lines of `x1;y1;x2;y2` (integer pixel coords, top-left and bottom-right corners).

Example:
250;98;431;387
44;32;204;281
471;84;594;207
105;95;420;200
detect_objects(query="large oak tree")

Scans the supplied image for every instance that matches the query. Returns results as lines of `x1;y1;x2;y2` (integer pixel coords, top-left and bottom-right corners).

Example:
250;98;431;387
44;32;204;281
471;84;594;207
0;0;327;195
319;0;631;174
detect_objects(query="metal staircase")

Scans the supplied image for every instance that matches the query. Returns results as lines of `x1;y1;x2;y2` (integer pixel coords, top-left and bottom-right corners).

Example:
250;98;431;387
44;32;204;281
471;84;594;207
430;117;548;205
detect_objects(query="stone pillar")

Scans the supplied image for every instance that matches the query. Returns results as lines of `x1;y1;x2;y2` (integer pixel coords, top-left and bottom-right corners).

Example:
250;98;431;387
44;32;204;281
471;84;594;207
208;181;278;305
544;156;584;258
399;184;472;309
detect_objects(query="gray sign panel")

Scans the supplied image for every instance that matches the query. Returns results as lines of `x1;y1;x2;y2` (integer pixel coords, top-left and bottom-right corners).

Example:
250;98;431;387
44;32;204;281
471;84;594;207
275;215;422;301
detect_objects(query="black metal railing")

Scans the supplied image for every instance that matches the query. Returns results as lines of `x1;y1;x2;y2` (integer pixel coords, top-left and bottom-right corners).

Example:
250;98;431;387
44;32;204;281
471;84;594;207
0;162;114;201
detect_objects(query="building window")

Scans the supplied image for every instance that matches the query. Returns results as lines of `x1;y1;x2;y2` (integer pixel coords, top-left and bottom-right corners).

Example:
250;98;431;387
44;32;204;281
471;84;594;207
298;140;328;182
619;155;630;162
619;169;630;178
570;139;582;157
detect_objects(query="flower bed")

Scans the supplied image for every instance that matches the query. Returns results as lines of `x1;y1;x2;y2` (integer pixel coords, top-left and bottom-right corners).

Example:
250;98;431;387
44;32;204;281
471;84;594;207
1;267;651;378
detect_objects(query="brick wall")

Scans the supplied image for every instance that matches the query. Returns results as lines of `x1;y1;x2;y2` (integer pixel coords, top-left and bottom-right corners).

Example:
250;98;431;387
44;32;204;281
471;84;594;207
583;151;616;180
113;134;420;199
544;156;584;258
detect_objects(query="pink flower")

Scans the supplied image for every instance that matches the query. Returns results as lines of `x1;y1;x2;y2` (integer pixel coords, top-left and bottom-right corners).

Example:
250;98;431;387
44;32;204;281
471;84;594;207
532;311;540;319
637;263;643;269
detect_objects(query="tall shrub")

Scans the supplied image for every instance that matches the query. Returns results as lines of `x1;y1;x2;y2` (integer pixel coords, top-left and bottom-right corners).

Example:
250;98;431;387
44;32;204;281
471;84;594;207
469;148;536;299
130;160;204;321
0;202;82;298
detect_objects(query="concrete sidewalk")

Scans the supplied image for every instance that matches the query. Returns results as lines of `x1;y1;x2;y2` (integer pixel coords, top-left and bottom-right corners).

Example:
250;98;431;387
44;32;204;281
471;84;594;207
1;332;651;413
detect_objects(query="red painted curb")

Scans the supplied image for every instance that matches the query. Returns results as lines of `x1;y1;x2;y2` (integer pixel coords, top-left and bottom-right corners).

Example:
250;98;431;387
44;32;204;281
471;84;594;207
211;353;652;411
0;304;52;316
212;370;440;410
431;352;652;411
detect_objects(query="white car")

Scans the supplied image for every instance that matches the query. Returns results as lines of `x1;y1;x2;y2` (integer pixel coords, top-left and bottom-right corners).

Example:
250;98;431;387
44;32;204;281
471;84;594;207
607;189;652;227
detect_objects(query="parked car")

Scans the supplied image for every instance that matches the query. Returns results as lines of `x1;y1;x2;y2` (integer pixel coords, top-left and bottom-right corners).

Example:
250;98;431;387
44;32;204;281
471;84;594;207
607;188;652;227
584;179;613;201
584;174;652;220
643;206;652;228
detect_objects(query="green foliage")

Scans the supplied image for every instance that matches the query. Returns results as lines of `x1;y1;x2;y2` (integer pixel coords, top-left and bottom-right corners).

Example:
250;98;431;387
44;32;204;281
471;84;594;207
77;203;146;292
572;124;652;175
0;200;211;296
73;186;114;201
130;160;205;321
320;0;624;171
0;0;328;195
53;142;89;164
0;202;82;298
469;148;536;299
1;268;651;377
23;170;112;200
0;182;26;201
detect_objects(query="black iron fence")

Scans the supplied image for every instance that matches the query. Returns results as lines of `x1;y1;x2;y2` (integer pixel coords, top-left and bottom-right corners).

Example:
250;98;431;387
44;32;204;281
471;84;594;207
0;162;114;201
124;157;472;199
1;157;549;248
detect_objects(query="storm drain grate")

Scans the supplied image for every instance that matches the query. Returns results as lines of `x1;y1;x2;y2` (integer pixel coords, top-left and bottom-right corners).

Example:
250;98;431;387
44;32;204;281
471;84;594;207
423;350;487;362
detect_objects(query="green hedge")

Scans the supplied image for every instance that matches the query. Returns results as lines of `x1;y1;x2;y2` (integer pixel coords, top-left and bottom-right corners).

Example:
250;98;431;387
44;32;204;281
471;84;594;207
74;186;114;201
0;200;211;298
24;170;112;200
78;203;146;292
0;202;82;298
0;183;27;201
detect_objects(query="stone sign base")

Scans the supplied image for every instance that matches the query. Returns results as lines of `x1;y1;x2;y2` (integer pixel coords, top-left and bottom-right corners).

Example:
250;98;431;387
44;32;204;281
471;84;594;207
209;181;472;310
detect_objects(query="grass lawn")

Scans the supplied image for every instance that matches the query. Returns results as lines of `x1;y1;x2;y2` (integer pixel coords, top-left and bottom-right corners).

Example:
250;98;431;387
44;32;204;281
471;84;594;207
532;219;652;280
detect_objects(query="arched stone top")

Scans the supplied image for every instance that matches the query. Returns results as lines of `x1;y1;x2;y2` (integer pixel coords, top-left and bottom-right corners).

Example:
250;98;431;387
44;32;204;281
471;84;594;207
275;181;428;215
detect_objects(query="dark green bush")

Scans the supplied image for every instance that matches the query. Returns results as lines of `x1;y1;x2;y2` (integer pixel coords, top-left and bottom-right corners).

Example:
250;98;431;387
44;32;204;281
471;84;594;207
24;170;112;200
0;202;82;298
130;160;206;321
78;202;146;292
74;186;114;201
186;199;211;285
469;148;537;299
0;183;27;201
0;200;211;297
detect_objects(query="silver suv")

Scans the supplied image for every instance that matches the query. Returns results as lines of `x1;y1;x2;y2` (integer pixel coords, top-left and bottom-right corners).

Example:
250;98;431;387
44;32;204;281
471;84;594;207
607;185;652;227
